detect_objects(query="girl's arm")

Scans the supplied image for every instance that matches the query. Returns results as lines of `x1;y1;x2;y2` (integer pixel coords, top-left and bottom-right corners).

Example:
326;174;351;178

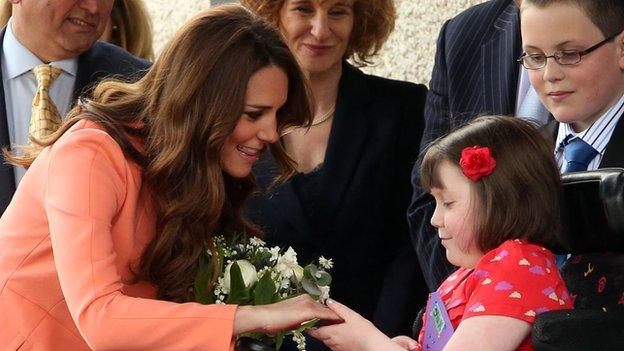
308;299;412;351
444;315;531;351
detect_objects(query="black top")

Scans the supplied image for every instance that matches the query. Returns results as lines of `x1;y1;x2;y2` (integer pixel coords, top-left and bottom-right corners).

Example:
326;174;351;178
291;164;324;225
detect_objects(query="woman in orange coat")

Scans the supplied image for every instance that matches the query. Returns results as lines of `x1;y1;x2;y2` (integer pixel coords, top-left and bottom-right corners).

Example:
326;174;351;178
0;5;337;350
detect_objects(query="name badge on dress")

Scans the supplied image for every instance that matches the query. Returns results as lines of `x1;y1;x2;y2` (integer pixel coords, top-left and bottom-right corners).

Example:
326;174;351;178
423;291;454;351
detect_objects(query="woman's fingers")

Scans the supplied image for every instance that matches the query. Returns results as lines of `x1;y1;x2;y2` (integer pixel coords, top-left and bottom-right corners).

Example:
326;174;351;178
391;335;420;351
325;299;359;321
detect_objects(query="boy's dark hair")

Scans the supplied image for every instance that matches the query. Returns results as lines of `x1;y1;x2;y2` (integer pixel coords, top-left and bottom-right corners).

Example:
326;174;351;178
420;116;562;253
523;0;624;37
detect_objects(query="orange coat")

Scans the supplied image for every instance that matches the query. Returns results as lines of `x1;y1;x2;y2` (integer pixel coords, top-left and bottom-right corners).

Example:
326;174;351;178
0;120;237;350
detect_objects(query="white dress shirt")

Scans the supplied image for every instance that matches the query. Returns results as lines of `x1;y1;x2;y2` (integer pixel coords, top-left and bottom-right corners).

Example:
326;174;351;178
555;93;624;172
1;18;78;183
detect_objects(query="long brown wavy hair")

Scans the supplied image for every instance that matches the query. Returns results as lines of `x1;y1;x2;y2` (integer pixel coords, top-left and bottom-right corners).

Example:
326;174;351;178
5;5;312;302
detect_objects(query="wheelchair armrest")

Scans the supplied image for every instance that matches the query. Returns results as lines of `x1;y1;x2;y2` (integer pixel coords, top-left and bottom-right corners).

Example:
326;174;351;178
532;309;624;351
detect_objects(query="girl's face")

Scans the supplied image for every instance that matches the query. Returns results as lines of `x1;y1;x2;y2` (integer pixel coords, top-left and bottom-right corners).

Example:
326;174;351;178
430;160;484;269
220;65;287;178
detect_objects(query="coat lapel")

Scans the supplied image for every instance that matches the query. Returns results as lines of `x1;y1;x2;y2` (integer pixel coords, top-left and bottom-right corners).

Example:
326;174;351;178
600;114;624;168
0;27;17;213
315;63;371;225
542;120;559;148
481;2;521;115
73;50;95;102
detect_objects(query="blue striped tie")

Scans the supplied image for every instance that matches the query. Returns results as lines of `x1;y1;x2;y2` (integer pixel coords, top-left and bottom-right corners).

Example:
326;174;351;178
563;137;598;173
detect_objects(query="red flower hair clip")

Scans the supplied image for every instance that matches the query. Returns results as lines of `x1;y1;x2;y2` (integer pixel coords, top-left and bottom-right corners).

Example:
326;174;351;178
459;146;496;181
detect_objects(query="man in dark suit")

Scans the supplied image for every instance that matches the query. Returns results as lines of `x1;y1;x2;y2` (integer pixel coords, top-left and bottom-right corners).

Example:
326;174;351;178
407;0;552;290
1;0;149;214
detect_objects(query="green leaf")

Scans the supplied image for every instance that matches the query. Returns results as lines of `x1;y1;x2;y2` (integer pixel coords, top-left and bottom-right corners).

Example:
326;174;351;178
226;262;251;304
275;331;287;351
304;264;332;286
301;276;321;297
253;272;277;305
315;271;332;286
194;252;215;304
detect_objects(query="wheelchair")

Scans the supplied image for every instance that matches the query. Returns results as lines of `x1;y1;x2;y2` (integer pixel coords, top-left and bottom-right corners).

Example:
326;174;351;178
532;169;624;350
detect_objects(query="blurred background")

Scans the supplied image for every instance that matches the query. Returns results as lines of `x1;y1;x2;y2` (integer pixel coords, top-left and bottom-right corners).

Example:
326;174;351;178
146;0;486;85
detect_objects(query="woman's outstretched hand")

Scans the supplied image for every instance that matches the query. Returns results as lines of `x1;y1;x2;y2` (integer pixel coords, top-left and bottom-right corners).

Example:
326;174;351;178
234;294;341;335
307;299;408;351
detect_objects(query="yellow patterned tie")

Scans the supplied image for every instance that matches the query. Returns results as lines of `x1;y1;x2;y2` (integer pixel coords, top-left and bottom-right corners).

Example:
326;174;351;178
29;64;63;141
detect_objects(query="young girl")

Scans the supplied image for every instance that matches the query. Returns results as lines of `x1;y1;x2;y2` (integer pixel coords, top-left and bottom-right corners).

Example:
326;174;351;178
309;116;572;351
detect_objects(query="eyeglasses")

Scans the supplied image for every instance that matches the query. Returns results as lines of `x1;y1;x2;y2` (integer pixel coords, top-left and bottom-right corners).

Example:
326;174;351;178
517;33;619;70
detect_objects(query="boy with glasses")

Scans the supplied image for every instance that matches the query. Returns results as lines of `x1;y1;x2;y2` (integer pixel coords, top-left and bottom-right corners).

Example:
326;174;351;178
520;0;624;173
519;0;624;312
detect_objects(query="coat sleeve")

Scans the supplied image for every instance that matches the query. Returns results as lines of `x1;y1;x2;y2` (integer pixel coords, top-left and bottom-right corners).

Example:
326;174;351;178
373;82;430;336
407;19;457;291
45;127;236;350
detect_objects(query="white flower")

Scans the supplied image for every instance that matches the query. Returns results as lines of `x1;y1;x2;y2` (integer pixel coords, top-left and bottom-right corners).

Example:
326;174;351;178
223;259;258;290
269;246;280;262
293;331;306;351
249;237;266;247
319;256;333;269
215;277;229;295
319;285;330;303
291;264;304;283
280;277;291;290
275;247;299;279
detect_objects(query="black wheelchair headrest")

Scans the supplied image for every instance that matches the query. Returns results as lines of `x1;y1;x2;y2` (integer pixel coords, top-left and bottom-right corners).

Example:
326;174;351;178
559;168;624;253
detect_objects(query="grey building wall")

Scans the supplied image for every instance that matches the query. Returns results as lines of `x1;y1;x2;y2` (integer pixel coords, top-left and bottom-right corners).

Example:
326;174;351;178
146;0;486;85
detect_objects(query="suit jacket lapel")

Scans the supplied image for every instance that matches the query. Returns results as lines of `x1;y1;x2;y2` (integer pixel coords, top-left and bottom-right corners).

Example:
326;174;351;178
73;51;94;102
481;2;521;115
542;120;559;148
0;27;17;212
600;113;624;167
316;63;371;224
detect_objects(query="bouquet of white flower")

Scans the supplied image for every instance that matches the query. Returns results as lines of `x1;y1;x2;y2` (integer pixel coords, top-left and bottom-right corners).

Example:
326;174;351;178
194;236;333;351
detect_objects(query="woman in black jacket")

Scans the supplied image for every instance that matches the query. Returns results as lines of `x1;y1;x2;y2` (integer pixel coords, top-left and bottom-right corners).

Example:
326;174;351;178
241;1;429;348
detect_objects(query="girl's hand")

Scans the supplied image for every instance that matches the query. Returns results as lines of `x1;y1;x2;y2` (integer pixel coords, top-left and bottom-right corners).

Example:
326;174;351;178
234;294;341;335
307;299;405;351
391;335;421;351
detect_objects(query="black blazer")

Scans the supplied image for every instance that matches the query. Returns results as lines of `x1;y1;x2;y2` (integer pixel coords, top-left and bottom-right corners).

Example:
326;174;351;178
0;28;150;214
246;63;428;341
408;0;522;290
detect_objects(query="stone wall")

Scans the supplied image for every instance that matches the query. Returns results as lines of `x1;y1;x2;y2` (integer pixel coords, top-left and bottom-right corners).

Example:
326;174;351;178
146;0;486;85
